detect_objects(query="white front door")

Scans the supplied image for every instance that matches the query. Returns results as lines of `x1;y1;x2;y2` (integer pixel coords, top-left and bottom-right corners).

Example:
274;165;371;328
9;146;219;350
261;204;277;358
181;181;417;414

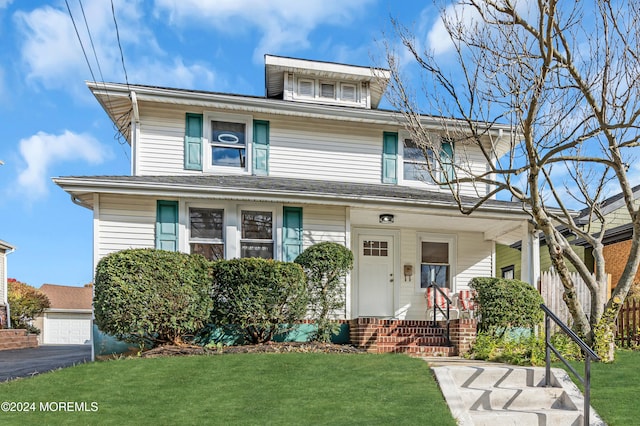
357;234;395;317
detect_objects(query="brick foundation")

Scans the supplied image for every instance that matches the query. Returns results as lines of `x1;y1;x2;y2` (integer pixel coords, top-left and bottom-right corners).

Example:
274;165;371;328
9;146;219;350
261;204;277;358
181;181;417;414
0;328;38;351
350;317;477;356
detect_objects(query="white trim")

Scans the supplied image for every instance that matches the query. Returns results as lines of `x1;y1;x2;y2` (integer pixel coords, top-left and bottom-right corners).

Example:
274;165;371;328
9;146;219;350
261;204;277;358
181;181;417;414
416;232;458;293
237;204;279;260
203;111;253;175
185;202;227;260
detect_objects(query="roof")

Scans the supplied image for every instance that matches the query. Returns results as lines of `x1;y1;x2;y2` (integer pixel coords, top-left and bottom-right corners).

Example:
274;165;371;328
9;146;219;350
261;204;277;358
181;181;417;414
264;54;391;108
576;184;640;224
573;222;635;247
39;284;92;310
54;174;529;216
0;239;14;252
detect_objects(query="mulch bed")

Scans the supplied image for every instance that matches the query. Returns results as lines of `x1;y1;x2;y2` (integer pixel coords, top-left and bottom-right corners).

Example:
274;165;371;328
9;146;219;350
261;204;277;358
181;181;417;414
141;342;365;358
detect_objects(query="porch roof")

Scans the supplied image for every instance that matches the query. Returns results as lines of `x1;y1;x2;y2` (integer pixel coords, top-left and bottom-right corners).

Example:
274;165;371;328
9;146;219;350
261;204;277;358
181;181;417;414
54;174;523;211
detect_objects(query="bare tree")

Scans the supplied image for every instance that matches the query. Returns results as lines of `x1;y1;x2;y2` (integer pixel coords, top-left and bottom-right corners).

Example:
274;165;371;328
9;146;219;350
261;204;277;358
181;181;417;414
385;0;640;358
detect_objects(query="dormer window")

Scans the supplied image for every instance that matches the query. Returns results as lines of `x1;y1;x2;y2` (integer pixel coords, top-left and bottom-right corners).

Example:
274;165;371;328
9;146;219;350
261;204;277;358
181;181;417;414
320;83;335;99
341;83;357;102
298;79;314;97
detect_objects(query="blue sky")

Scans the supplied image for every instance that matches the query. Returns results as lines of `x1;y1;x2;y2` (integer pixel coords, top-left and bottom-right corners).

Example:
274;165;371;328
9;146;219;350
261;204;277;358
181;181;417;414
0;0;446;287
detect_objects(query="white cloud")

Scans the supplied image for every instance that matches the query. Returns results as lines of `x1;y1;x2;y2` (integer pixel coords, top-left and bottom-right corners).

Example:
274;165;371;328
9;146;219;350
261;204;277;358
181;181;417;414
153;0;375;62
0;0;13;9
13;1;217;93
17;131;110;197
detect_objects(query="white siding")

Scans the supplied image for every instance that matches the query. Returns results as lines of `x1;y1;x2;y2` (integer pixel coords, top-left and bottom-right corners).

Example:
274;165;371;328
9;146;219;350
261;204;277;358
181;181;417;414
96;194;156;259
396;229;492;320
137;103;199;176
269;118;383;183
303;205;347;247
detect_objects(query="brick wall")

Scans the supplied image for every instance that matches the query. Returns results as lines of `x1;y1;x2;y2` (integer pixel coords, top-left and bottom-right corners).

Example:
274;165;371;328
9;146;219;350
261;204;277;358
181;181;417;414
0;329;38;351
603;240;640;288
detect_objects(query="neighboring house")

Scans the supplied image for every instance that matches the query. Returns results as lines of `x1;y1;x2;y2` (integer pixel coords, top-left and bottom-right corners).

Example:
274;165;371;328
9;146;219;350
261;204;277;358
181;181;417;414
574;185;640;290
0;239;14;328
497;185;640;289
496;232;593;281
34;284;92;345
54;55;538;322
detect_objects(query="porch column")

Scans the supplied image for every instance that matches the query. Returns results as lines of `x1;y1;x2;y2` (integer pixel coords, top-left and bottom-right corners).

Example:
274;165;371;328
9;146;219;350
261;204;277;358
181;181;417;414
520;222;540;287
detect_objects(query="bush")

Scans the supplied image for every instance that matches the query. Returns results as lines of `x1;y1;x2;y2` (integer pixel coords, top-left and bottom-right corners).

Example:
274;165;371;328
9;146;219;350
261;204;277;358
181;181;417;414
469;331;583;366
94;249;213;348
210;258;307;344
295;242;354;342
470;277;544;336
7;279;50;334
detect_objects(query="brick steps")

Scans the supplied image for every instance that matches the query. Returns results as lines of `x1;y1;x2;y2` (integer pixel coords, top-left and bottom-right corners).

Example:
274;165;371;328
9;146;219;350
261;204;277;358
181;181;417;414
350;318;477;356
0;329;38;351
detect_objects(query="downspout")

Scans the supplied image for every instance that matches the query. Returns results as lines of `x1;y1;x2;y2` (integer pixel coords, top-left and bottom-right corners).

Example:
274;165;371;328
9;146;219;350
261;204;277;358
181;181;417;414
4;246;14;328
130;91;140;176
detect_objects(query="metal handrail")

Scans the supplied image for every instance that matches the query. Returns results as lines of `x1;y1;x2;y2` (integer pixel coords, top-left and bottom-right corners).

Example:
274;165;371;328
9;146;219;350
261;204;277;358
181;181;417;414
427;283;453;345
541;304;600;426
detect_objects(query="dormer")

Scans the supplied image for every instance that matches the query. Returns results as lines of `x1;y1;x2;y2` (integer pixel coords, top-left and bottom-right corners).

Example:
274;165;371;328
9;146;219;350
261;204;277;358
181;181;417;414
264;55;390;109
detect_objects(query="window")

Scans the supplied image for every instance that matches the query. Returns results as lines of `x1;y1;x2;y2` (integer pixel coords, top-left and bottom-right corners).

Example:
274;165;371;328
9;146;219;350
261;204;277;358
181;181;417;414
403;139;434;182
241;210;273;259
501;265;515;279
363;240;388;257
210;121;246;168
420;241;450;289
320;82;335;98
298;79;314;97
340;83;357;102
189;208;224;260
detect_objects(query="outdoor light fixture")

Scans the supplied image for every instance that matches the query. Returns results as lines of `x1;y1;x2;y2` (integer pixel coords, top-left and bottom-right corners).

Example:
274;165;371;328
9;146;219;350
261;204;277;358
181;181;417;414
379;214;394;224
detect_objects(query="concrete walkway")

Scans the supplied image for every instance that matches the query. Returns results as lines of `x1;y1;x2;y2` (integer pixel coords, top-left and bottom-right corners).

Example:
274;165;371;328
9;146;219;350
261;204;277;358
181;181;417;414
0;345;91;382
422;357;606;426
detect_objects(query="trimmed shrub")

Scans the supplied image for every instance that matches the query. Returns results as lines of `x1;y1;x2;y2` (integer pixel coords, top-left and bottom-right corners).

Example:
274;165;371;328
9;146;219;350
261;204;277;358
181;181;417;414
94;249;213;348
210;258;307;344
295;242;354;342
7;279;50;334
470;277;544;336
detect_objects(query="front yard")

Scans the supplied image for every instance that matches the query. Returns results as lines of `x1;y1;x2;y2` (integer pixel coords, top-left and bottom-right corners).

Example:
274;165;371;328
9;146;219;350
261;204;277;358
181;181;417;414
0;352;455;425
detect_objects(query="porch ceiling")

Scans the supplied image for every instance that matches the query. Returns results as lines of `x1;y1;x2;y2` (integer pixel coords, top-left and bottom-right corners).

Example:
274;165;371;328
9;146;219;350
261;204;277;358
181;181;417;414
349;207;525;245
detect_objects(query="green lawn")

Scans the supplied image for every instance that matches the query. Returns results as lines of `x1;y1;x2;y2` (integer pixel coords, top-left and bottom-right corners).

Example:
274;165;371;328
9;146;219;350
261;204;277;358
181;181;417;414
0;353;455;426
563;349;640;426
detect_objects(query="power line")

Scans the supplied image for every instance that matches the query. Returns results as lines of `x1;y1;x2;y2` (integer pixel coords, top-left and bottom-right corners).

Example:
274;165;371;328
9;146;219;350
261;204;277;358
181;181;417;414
111;0;130;89
65;0;96;83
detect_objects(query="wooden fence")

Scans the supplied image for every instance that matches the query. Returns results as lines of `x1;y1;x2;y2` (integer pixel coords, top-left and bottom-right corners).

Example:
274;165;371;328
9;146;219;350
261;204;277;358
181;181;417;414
616;299;640;348
538;271;604;327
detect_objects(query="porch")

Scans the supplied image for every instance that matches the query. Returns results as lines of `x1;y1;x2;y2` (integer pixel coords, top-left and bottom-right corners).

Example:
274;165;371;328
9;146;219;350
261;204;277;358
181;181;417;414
349;317;477;356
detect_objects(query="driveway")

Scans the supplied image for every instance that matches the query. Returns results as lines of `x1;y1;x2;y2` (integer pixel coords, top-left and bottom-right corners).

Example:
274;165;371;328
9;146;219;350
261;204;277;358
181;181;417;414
0;345;91;382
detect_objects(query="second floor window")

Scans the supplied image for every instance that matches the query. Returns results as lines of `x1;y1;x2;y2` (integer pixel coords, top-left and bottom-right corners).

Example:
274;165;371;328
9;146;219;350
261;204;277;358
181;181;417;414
403;139;434;182
211;121;246;168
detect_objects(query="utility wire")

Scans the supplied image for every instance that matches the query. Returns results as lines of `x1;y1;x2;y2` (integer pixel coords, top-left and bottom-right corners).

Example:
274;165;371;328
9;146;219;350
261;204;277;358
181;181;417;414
65;0;96;83
111;0;130;89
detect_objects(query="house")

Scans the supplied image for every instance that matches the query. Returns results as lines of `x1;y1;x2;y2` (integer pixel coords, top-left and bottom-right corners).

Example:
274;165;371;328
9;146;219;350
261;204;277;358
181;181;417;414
496;185;640;289
33;284;92;345
573;185;640;291
0;239;14;328
54;55;538;353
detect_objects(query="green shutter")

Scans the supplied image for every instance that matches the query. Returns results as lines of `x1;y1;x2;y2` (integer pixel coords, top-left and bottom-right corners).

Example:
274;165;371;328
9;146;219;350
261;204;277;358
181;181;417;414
184;113;203;171
253;120;270;175
156;200;179;251
382;132;398;184
283;207;303;262
440;140;454;182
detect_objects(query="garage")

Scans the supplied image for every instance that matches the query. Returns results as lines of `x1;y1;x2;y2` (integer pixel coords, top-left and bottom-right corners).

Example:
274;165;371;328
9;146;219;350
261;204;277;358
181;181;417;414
43;312;92;345
37;284;93;345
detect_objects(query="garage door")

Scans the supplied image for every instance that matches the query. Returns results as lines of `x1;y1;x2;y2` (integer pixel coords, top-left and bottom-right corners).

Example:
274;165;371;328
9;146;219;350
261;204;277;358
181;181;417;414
43;313;92;345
